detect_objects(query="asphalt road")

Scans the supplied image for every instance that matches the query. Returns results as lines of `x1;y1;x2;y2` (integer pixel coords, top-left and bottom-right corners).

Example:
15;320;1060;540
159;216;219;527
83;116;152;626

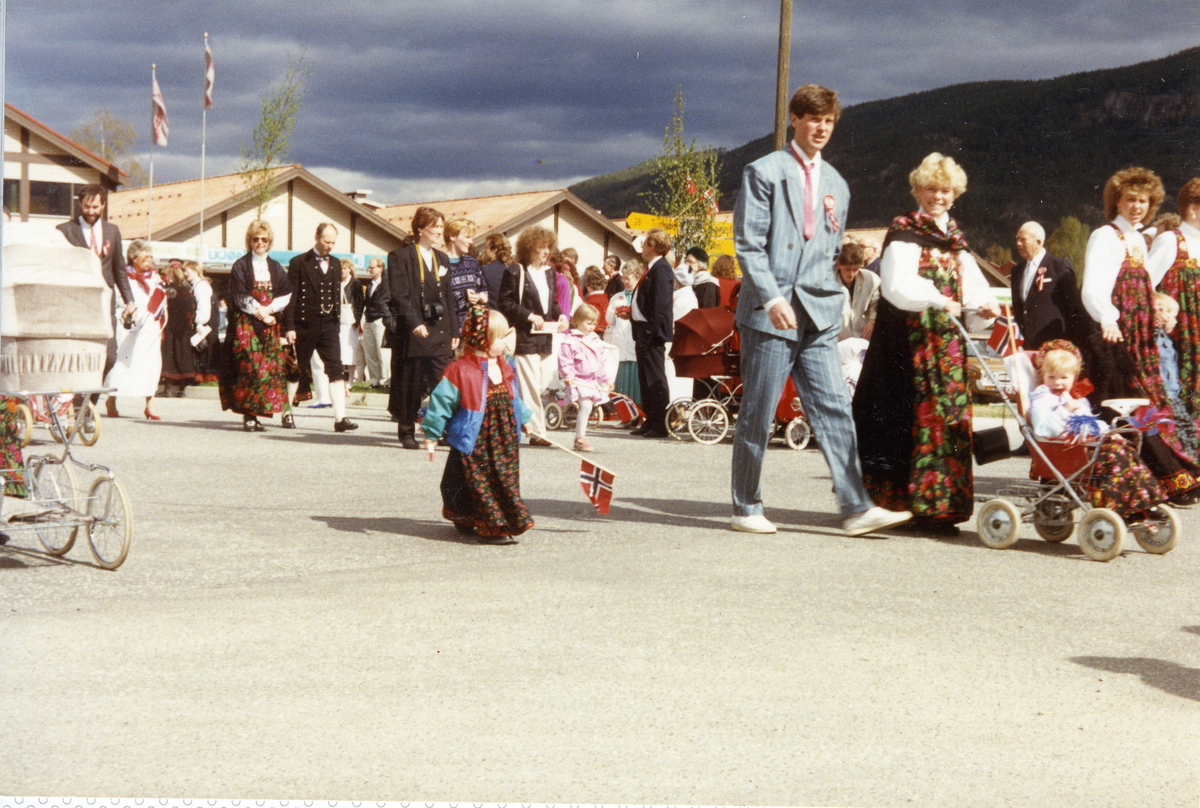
1;396;1197;806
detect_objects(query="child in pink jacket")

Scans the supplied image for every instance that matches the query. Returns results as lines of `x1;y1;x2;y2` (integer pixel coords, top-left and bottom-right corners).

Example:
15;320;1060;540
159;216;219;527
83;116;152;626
558;303;613;451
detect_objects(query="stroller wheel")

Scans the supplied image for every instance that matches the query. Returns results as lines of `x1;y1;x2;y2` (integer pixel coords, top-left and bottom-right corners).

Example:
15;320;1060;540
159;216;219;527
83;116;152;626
1033;498;1075;542
1132;504;1178;555
544;402;564;431
784;417;811;451
687;400;730;445
665;399;692;441
976;499;1021;549
1077;508;1125;561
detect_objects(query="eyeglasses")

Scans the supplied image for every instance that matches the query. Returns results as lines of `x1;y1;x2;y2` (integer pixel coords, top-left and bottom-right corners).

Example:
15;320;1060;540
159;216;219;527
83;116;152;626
251;236;270;244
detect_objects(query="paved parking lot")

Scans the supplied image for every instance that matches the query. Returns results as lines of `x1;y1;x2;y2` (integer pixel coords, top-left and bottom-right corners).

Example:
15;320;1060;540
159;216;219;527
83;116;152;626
1;397;1197;806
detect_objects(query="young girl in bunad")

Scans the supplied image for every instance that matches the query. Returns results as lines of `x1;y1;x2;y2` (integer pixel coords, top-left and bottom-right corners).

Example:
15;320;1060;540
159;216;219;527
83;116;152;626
558;303;613;452
421;304;533;544
1080;167;1200;505
1148;178;1200;433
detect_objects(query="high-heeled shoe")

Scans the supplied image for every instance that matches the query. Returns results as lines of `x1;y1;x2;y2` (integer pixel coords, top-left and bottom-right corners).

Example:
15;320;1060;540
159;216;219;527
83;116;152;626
144;409;162;421
105;399;120;418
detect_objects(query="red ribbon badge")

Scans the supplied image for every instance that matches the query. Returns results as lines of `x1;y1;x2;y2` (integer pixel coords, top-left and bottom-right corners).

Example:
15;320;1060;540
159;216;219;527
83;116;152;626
101;239;111;258
1035;266;1047;291
823;195;840;232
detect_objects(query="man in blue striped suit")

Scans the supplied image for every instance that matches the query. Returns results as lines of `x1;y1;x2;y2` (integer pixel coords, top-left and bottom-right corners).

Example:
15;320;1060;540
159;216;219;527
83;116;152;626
730;84;911;537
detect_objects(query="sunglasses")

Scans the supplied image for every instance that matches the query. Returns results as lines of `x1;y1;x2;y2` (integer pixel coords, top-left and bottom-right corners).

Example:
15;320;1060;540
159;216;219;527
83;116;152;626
251;236;270;244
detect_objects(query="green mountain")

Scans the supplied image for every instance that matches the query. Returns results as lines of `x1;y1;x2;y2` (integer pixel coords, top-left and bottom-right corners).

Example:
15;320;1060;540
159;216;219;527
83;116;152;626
570;47;1200;253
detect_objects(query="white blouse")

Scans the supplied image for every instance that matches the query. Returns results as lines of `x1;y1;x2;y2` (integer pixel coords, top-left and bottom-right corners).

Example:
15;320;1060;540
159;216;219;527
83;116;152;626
191;279;213;327
236;255;291;315
879;209;996;313
1148;220;1200;288
1081;216;1144;327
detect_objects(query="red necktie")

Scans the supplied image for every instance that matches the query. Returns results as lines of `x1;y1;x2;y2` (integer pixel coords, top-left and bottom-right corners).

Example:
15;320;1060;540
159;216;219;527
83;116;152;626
91;222;103;256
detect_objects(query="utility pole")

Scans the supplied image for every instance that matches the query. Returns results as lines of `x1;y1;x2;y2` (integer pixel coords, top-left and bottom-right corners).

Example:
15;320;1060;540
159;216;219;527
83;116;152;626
773;0;792;151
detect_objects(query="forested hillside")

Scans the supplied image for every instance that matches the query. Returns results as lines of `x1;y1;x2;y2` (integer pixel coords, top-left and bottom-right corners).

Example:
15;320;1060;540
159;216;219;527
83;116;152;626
571;47;1200;255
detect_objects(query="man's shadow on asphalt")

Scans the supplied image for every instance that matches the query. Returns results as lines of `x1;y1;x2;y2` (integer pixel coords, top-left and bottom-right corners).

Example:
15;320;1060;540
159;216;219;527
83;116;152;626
137;418;401;448
1071;626;1200;702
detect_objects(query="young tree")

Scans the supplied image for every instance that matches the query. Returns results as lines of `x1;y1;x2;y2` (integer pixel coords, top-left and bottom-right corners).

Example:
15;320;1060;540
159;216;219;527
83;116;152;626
644;88;721;256
236;51;310;216
70;109;149;187
1045;215;1089;284
984;244;1013;268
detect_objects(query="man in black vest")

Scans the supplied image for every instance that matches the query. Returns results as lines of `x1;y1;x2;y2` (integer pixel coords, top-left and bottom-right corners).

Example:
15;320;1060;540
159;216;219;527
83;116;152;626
1011;221;1096;352
57;184;136;380
284;222;357;432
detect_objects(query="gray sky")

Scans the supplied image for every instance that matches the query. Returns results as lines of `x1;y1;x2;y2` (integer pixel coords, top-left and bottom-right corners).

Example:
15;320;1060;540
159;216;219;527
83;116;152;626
6;0;1196;205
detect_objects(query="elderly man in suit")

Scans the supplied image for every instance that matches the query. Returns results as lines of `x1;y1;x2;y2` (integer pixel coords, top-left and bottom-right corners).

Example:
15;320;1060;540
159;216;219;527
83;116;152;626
1012;221;1096;352
57;184;137;381
730;84;911;537
631;228;676;438
283;222;357;432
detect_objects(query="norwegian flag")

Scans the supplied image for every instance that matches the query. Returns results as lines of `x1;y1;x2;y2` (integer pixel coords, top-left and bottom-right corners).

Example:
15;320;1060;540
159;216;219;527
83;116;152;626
609;393;641;424
986;315;1023;357
580;460;615;514
204;39;215;110
151;67;169;146
703;188;719;215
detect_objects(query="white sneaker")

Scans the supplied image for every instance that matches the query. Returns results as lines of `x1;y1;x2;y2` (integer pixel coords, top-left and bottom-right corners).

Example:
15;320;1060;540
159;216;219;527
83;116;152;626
731;514;777;534
842;506;912;537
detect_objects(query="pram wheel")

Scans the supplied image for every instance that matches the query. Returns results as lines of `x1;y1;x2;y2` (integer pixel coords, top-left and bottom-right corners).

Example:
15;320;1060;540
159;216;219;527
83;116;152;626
976;499;1021;549
1033;498;1075;543
1077;508;1125;561
666;399;692;441
544;402;564;431
687;400;730;445
1131;504;1178;555
15;403;33;448
784;417;811;451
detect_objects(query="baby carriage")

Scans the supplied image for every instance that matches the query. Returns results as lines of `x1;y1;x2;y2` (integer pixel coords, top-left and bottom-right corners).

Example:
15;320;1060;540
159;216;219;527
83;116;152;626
960;313;1179;562
667;304;812;449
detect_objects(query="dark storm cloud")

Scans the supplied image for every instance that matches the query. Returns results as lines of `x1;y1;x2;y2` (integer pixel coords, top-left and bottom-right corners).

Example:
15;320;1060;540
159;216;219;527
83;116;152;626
6;0;1194;203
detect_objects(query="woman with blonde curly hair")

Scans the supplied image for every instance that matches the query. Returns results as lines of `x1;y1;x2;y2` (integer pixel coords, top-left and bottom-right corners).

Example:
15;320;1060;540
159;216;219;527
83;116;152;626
1082;168;1200;502
852;153;999;532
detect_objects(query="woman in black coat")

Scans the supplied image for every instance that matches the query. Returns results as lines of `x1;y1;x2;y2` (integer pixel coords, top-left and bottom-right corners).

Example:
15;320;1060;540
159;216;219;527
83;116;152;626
384;205;455;449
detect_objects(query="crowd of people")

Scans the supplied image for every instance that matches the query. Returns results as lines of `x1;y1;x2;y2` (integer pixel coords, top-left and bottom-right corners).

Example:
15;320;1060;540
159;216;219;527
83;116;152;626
51;89;1200;544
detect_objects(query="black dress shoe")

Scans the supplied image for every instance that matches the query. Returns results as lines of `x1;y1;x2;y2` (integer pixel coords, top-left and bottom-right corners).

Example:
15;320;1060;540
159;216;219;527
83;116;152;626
477;534;518;545
334;418;358;432
281;413;296;429
1168;489;1200;506
642;427;670;438
243;417;265;432
400;435;421;450
527;435;552;447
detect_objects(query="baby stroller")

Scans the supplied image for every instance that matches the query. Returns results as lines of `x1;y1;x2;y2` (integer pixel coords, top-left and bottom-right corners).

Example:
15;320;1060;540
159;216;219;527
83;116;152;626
667;304;812;449
960;313;1179;562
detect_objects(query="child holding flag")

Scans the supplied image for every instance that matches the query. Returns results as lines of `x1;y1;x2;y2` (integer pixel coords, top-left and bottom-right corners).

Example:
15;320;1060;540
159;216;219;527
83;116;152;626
558;303;613;452
422;304;533;544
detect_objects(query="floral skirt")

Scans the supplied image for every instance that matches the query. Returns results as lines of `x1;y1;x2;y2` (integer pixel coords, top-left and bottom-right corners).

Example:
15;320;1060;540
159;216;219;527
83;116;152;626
219;315;288;417
440;383;533;538
0;398;26;497
1085;438;1166;515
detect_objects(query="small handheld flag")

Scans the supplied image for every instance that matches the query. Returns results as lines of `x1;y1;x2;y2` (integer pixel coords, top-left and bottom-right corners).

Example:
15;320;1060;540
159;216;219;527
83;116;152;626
609;393;642;424
580;460;615;515
987;315;1023;357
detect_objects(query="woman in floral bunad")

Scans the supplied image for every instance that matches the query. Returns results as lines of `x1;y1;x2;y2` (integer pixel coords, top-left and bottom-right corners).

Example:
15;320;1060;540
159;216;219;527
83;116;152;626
218;220;295;432
421;304;533;545
1149;178;1200;432
852;153;999;533
105;240;168;421
1081;168;1200;505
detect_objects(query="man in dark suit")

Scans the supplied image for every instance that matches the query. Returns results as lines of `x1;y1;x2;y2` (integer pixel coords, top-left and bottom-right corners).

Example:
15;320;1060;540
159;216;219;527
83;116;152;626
283;222;357;432
1011;221;1097;352
631;229;675;438
57;184;136;380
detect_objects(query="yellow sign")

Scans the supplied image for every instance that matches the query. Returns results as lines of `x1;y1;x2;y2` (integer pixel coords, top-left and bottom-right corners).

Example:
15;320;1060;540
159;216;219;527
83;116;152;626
625;212;734;240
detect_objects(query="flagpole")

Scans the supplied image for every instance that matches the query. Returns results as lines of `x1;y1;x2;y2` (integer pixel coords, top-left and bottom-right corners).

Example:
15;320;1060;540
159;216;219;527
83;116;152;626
199;32;208;262
148;63;155;242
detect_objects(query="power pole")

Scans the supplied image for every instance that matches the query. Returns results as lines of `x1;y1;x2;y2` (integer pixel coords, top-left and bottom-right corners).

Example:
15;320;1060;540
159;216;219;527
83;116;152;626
773;0;792;150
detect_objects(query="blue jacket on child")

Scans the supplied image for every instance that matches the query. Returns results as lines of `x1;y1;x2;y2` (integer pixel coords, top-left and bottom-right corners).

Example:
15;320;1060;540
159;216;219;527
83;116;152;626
421;354;530;454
